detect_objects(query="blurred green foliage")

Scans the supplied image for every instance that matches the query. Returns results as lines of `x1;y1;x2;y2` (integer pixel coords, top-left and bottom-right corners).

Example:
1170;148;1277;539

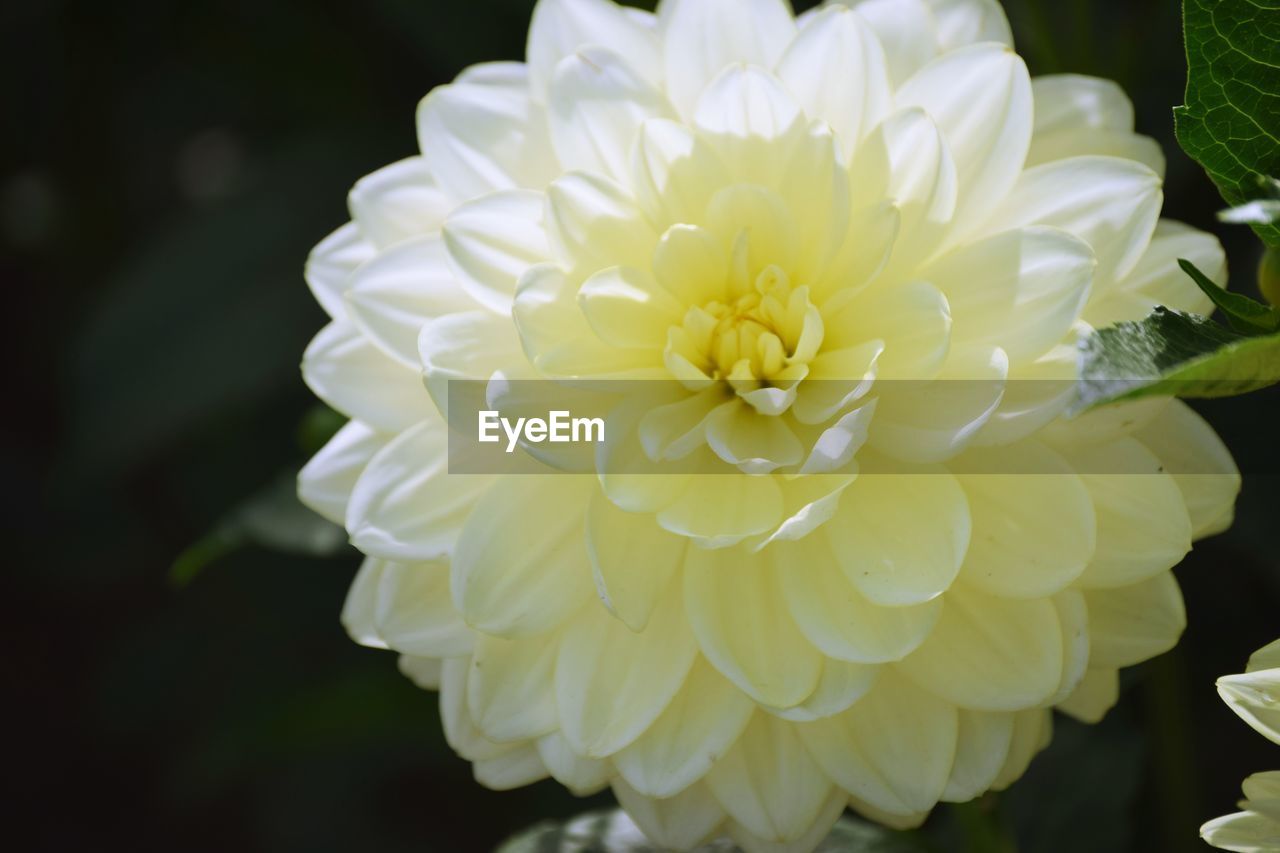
6;1;1277;851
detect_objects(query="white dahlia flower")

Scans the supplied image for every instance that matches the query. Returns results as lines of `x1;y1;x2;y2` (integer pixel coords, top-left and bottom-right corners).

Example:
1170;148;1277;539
1203;641;1280;852
298;0;1242;848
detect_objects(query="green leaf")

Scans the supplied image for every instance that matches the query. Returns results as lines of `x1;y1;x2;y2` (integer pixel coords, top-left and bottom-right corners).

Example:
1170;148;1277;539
1174;0;1280;251
1177;259;1280;334
495;810;928;853
1075;307;1280;411
170;471;348;587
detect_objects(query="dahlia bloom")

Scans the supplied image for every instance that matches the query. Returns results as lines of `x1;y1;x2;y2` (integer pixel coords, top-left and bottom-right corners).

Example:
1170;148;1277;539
298;0;1241;848
1202;641;1280;852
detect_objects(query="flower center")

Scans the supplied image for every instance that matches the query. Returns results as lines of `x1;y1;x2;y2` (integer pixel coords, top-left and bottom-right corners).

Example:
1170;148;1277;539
667;264;823;393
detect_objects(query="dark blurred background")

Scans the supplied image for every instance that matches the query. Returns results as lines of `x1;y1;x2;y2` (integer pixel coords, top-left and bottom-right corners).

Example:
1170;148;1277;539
6;1;1277;850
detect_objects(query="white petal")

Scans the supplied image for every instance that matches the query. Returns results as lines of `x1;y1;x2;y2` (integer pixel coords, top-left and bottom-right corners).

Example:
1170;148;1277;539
474;743;550;790
527;0;663;100
942;710;1014;803
467;630;561;742
1085;571;1185;668
631;118;731;229
987;156;1162;284
661;0;797;119
556;586;698;758
345;235;476;367
548;48;673;181
442;189;549;313
302;320;434;433
587;489;687;631
578;265;682;350
1218;668;1280;746
824;279;952;380
726;788;848;853
306;222;374;321
1056;667;1120;723
1091;219;1224;327
613;779;726;851
452;476;596;636
846;0;938;85
952;440;1096;598
823;464;970;606
895;44;1032;237
298;420;387;525
417;66;558;199
342;557;389;650
799;668;959;815
693;66;805;187
545;171;657;274
614;656;754;798
991;707;1051;790
705;713;834;844
1200;807;1280;853
348;156;451;249
1027;75;1163;176
898;584;1064;711
1066;438;1192;589
1133;400;1239;539
398;654;443;690
762;658;879;723
420;309;528;417
923;226;1094;364
684;546;823;707
536;732;612;795
776;7;892;156
345;417;494;561
924;0;1013;50
368;559;474;658
439;658;526;761
778;534;942;663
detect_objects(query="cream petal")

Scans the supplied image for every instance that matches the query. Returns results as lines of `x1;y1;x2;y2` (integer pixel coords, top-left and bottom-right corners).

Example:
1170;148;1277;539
451;476;596;636
1085;571;1185;668
1090;219;1223;326
439;658;526;761
952;441;1096;599
899;584;1063;711
306;222;374;320
845;0;938;85
548;47;674;181
474;743;550;790
658;473;785;547
1251;641;1280;673
1027;75;1164;176
631;118;731;229
417;65;558;199
869;345;1009;464
1066;438;1192;589
987;155;1162;284
345;417;494;561
661;0;797;119
704;184;800;277
545;171;658;274
1056;667;1120;724
596;394;694;512
302;321;434;433
345;235;477;368
298;420;387;525
824;280;951;380
849;108;957;266
613;779;726;851
536;732;612;795
693;66;805;188
684;546;823;707
639;386;725;461
342;557;389;650
578;265;682;350
443;189;549;313
706;713;834;844
779;534;942;663
795;396;878;473
368;559;474;658
527;0;662;101
922;226;1095;364
726;788;848;853
1049;589;1091;705
556;585;698;758
467;630;561;742
924;0;1013;50
347;156;451;249
799;668;959;815
895;44;1032;238
776;7;892;157
705;400;804;474
942;710;1015;803
652;224;731;306
1133;400;1239;539
1200;807;1280;853
420;309;528;417
614;656;755;798
1218;668;1280;746
754;474;857;548
762;658;879;723
991;707;1051;790
397;654;443;690
823;463;970;606
587;489;687;631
